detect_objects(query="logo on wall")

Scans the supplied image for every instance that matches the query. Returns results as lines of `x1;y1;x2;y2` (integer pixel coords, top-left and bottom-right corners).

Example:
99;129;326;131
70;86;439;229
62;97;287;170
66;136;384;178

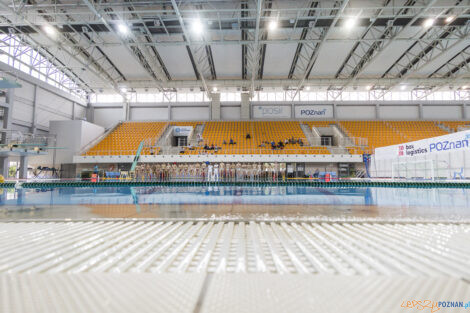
398;145;404;156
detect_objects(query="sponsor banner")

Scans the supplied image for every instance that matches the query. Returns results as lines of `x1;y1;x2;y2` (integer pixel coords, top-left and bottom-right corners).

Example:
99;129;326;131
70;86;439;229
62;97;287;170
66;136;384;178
253;105;291;119
375;129;470;160
172;126;193;136
295;105;333;119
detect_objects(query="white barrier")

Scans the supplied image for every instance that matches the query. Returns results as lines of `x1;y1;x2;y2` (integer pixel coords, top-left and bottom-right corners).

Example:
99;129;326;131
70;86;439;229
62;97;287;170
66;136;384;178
371;130;470;179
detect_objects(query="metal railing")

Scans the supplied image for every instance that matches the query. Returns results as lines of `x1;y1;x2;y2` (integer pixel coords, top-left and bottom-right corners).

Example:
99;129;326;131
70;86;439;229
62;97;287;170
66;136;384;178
0;130;55;147
81;146;365;156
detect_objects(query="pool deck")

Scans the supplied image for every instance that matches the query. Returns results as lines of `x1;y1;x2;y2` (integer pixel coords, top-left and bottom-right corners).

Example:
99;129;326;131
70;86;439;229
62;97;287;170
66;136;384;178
1;219;470;313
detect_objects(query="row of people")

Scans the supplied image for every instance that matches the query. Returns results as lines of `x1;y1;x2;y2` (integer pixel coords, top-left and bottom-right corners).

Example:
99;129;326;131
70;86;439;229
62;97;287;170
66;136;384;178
134;162;287;182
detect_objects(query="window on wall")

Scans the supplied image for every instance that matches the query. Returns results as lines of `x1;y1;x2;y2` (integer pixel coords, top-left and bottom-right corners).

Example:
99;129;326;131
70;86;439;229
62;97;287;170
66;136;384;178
89;90;463;105
0;34;85;98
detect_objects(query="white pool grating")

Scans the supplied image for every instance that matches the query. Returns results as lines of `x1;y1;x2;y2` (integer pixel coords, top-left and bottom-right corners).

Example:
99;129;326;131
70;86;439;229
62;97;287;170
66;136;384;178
1;221;470;276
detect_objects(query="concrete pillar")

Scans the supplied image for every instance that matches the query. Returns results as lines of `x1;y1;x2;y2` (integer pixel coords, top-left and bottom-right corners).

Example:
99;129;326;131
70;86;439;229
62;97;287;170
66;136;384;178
418;103;423;120
30;85;38;134
123;102;130;121
375;103;380;120
211;92;221;120
1;88;14;144
333;103;337;119
19;155;28;179
86;105;94;123
241;93;250;120
0;157;8;178
462;103;467;119
168;103;171;121
71;102;75;120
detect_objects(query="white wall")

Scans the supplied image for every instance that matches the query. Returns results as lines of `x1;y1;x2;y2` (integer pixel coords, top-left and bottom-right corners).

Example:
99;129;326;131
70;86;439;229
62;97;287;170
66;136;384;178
89;102;470;124
221;106;241;120
422;105;461;120
130;107;168;120
1;62;86;132
336;105;376;119
93;107;123;128
171;106;210;120
379;105;419;120
34;120;104;166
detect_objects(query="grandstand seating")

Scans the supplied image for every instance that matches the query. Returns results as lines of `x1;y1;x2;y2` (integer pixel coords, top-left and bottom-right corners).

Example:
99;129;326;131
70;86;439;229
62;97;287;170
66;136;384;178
437;121;470;132
339;121;450;153
85;122;167;156
83;120;460;156
184;121;329;155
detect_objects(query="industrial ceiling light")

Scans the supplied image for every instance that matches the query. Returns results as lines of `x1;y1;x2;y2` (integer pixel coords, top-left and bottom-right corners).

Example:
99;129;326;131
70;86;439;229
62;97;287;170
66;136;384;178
43;25;56;37
120;87;127;93
365;85;372;91
400;85;407;90
305;86;311;91
192;19;204;35
268;20;278;31
344;18;356;29
117;23;129;35
446;16;455;23
212;87;218;92
423;18;435;28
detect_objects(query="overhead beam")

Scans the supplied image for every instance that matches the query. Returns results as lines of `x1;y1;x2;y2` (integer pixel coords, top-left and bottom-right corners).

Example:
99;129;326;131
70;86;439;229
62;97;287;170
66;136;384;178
170;0;211;98
291;0;350;98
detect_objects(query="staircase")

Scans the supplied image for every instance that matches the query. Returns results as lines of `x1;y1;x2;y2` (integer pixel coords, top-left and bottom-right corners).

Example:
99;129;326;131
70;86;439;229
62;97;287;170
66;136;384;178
189;123;205;145
155;123;172;146
299;123;320;146
435;122;452;133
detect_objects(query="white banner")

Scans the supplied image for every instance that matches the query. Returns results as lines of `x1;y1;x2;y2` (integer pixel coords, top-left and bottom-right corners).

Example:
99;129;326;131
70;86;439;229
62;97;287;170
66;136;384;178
375;129;470;160
253;106;291;119
295;105;333;119
172;126;193;136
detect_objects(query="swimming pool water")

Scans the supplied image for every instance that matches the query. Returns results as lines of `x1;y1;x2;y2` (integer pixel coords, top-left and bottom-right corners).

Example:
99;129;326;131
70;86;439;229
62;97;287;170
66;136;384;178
1;185;470;221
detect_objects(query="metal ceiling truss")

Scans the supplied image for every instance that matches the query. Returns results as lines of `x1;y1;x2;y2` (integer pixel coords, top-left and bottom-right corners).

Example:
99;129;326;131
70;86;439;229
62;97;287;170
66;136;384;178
123;0;172;81
288;0;319;80
430;44;470;79
5;2;470;26
0;31;91;93
381;1;469;81
336;0;439;90
290;0;350;98
0;1;125;95
37;3;126;86
246;0;264;96
170;0;210;98
335;0;416;80
185;3;217;81
95;2;169;87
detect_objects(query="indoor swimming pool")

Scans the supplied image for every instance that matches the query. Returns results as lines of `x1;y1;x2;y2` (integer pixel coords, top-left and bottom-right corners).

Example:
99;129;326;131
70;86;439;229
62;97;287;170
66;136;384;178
1;184;470;221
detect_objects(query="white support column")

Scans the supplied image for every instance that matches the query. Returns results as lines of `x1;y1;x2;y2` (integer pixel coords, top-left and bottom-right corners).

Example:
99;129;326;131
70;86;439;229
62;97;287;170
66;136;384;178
211;92;221;120
333;103;337;119
19;155;28;179
418;103;423;120
241;93;250;120
71;102;75;120
375;103;380;120
0;157;8;178
168;103;171;121
30;85;38;134
86;105;94;123
462;103;467;119
123;102;130;121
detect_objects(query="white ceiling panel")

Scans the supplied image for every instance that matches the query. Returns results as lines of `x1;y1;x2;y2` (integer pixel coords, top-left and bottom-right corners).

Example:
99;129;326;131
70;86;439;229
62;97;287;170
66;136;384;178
359;40;414;77
157;46;196;80
309;41;356;77
262;43;298;78
211;45;241;79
